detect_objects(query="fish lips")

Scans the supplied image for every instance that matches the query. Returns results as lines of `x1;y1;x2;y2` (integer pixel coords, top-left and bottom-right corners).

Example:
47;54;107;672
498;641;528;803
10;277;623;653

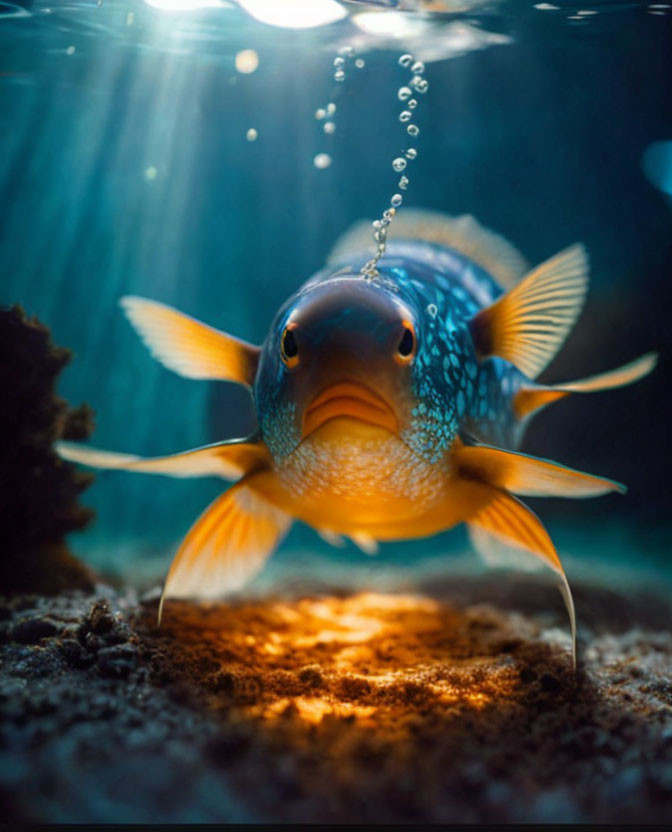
301;380;399;439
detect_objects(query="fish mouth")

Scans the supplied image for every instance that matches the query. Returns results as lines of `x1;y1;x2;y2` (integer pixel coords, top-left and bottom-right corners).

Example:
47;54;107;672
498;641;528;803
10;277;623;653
302;380;398;439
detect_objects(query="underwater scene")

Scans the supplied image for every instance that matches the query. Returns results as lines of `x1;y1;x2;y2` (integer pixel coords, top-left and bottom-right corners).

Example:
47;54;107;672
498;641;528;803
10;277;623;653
1;0;672;824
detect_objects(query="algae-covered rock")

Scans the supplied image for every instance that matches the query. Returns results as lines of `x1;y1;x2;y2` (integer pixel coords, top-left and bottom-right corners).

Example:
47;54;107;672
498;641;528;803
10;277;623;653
0;305;96;593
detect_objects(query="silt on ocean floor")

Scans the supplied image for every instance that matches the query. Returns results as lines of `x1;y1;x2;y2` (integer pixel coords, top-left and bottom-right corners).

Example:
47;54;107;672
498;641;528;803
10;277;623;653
1;0;671;824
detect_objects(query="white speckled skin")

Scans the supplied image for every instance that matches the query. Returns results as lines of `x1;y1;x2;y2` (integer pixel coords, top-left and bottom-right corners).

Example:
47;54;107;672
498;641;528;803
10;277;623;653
249;418;491;542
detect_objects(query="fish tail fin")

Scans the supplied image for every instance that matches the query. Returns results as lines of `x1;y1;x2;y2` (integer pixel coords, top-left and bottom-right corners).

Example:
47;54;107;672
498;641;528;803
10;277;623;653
514;351;658;420
467;490;577;669
56;438;271;482
158;474;292;624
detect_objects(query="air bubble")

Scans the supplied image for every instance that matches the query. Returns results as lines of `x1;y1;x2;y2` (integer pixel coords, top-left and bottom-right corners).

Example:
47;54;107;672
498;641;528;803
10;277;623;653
313;153;332;169
246;128;258;141
235;49;259;74
334;56;345;69
326;102;336;115
355;58;365;68
427;303;438;318
359;51;430;280
315;108;326;120
338;45;354;56
323;121;336;134
334;69;345;82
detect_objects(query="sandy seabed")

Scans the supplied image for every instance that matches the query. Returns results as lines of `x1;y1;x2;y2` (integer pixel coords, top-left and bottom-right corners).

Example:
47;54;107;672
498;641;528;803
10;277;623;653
1;572;671;823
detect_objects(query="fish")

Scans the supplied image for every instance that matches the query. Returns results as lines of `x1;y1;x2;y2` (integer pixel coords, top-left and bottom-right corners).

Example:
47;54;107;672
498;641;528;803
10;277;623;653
57;210;657;666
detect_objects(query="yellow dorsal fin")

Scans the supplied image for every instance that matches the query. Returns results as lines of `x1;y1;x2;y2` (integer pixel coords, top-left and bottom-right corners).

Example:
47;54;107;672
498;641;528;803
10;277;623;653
56;438;270;482
514;351;658;419
120;296;260;387
470;244;589;378
467;490;577;668
328;210;528;289
158;474;291;623
454;440;625;498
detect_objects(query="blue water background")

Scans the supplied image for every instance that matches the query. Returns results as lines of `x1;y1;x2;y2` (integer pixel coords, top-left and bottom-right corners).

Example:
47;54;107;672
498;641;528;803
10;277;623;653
1;0;671;584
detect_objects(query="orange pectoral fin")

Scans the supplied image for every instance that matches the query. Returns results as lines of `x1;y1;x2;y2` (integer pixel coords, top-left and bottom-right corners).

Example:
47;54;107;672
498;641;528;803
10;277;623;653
467;490;577;668
452;438;581;666
120;296;260;386
158;474;292;622
470;244;588;379
514;351;659;419
454;440;625;498
469;489;562;571
56;438;271;482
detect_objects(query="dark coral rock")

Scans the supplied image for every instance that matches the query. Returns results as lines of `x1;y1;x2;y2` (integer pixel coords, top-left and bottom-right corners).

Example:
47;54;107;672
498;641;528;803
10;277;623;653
0;305;96;595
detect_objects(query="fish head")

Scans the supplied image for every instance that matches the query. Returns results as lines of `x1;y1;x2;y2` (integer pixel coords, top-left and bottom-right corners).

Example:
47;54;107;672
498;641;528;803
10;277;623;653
255;273;438;461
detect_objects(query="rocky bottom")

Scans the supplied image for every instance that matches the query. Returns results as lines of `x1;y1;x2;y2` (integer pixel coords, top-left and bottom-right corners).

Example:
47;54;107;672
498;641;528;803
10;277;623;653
1;573;671;823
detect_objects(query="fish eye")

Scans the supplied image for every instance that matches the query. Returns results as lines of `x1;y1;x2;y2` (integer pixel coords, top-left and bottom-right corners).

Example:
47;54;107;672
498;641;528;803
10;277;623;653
281;325;299;368
395;321;416;365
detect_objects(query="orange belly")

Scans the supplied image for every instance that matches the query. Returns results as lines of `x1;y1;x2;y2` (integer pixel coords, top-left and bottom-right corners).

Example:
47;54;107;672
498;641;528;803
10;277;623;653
270;417;451;534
